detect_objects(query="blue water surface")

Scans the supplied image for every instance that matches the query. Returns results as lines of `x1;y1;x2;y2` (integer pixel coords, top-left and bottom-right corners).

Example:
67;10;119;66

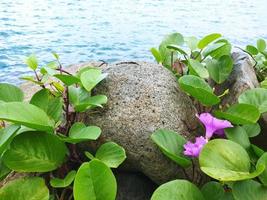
0;0;267;83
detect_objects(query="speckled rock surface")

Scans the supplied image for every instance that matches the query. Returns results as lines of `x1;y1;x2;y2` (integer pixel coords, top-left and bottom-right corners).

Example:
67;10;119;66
81;61;198;184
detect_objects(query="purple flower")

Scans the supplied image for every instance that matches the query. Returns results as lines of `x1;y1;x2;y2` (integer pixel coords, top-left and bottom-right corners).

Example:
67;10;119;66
184;136;207;157
196;113;233;139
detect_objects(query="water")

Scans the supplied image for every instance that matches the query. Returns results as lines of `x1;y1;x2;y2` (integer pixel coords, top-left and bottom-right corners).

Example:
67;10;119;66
0;0;267;83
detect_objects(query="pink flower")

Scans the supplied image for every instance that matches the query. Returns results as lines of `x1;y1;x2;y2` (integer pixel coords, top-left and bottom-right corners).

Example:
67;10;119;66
183;136;208;157
196;113;233;139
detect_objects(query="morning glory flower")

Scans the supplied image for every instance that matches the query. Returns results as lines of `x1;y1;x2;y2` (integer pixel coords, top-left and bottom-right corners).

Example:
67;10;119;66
183;136;208;157
196;113;233;139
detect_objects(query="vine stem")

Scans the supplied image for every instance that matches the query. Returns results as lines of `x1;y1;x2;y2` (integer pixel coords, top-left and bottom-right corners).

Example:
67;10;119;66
34;70;45;89
234;46;258;68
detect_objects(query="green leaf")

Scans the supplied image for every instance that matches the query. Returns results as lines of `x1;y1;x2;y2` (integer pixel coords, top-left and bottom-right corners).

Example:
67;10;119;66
206;55;233;84
203;42;226;58
233;180;267;200
188;59;209;79
95;142;126;168
0;177;49;200
257;153;267;186
242;123;261;137
185;36;198;51
151;129;191;168
238;88;267;113
166;44;188;55
80;69;107;92
199;139;264;181
0;83;24;102
151;179;205;200
0;159;10;181
59;122;101;144
179;75;220;106
25;54;38;70
159;33;184;67
0;102;55;131
225;126;250;150
214;104;260;125
246;45;258;55
0;125;20;155
84;151;95;160
54;74;80;86
73;160;117;200
150;47;162;63
251;144;265;158
201;181;234;200
50;170;76;188
74;95;108;112
257;39;266;52
3;131;67;172
30;89;63;122
210;40;232;59
52;52;59;60
198;33;222;49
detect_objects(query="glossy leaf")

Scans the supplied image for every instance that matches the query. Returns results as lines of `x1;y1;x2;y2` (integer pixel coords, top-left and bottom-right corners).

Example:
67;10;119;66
198;33;222;49
73;160;117;200
233;180;267;200
188;59;209;78
0;177;49;200
95;142;126;168
0;102;55;131
0;83;24;102
151;179;205;200
246;45;258;55
185;36;198;50
80;69;107;92
257;153;267;186
167;44;188;55
251;144;265;158
210;40;232;59
214;104;260;125
238;88;267;113
242;123;261;137
59;122;101;144
225;126;250;149
25;54;38;70
201;181;234;200
50;170;76;188
257;39;266;52
54;74;80;86
179;75;220;106
199;139;264;181
74;95;107;112
206;55;233;84
30;89;63;122
3;131;67;172
150;47;162;63
151;129;191;168
203;42;226;58
0;125;20;155
0;160;10;181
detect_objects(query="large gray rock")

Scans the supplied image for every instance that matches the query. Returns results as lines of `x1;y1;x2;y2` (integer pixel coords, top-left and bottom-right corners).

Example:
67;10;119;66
217;51;259;106
82;61;199;184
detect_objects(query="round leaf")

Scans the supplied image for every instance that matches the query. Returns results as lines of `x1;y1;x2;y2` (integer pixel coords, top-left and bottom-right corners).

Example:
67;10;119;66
80;69;107;92
0;125;20;155
150;47;162;63
151;129;191;168
0;102;55;132
166;44;188;55
50;170;76;188
214;104;260;125
95;142;126;168
73;160;117;200
0;177;49;200
179;75;220;106
257;153;267;186
246;45;258;55
242;123;261;138
0;83;24;102
206;55;233;84
199;139;264;181
201;181;234;200
185;36;198;50
151;179;205;200
25;54;38;70
238;88;267;113
3;131;67;172
54;74;80;86
225;126;250;149
257;39;266;52
233;180;267;200
203;42;226;58
198;33;222;49
188;59;209;79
